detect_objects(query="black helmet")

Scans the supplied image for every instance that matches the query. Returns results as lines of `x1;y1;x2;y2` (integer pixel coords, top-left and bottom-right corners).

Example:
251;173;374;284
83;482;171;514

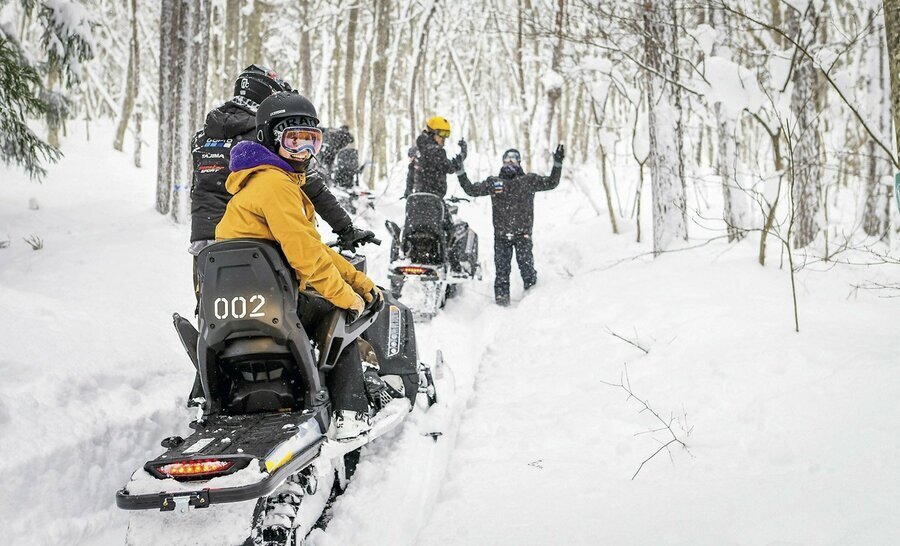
234;65;292;106
255;91;320;151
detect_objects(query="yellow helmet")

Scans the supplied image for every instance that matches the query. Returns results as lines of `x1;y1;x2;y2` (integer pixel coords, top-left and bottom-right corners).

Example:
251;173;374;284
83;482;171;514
426;116;451;138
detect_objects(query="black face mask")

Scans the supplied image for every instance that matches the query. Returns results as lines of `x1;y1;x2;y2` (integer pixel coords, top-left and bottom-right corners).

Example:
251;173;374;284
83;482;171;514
285;156;311;173
500;163;522;179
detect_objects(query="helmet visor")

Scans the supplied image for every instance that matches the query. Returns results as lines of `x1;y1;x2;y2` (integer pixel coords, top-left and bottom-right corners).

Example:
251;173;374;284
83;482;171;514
279;127;323;159
502;150;521;165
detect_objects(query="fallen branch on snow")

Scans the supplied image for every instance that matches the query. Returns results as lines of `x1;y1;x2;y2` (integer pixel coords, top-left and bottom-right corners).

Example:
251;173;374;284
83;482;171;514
600;364;692;480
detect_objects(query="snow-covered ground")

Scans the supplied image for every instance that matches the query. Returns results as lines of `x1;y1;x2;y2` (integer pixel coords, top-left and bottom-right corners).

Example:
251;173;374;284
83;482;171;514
2;124;899;545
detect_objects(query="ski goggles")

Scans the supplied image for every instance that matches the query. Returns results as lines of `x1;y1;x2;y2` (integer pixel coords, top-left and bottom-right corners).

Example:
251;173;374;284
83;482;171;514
434;129;451;139
502;150;521;165
278;127;322;159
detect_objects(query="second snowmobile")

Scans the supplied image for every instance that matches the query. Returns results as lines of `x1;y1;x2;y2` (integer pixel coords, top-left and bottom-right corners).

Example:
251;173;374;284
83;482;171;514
385;193;481;319
116;238;438;545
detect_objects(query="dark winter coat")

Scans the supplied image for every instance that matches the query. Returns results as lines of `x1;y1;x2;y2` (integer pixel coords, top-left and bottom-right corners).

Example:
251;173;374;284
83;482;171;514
411;132;456;197
190;101;352;242
458;165;562;236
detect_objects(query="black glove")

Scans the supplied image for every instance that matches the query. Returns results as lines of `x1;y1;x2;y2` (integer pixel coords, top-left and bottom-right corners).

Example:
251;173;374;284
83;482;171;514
336;225;376;251
450;155;464;173
553;144;565;165
458;139;468;160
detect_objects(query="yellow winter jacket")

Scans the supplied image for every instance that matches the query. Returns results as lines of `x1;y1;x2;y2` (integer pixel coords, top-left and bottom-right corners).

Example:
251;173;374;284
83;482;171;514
215;142;374;309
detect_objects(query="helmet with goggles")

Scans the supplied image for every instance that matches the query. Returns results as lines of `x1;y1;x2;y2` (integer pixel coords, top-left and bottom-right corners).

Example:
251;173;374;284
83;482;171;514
255;91;322;161
426;116;451;139
502;148;521;165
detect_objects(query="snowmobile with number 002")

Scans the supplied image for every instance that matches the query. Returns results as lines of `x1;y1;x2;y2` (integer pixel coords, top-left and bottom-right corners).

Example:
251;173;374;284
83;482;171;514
115;237;439;546
385;193;481;319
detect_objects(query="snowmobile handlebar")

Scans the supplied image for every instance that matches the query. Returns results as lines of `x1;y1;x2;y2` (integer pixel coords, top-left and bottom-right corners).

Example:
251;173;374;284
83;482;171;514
446;196;470;203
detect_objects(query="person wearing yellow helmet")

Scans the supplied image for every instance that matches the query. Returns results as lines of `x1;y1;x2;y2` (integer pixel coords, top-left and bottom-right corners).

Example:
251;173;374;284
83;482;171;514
412;116;466;198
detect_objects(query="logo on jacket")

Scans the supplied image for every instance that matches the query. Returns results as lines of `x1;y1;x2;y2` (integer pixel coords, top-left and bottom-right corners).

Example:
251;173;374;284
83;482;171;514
491;179;505;194
241;78;249;89
203;139;233;149
199;164;225;173
201;153;225;160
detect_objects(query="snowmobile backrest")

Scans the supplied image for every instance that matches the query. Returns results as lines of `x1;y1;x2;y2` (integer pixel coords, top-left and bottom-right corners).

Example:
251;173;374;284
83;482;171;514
404;193;444;237
196;239;324;415
333;148;359;188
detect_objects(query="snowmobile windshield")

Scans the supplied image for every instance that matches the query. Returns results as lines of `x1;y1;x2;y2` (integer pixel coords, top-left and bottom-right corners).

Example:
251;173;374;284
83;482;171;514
502;150;521;165
278;127;323;159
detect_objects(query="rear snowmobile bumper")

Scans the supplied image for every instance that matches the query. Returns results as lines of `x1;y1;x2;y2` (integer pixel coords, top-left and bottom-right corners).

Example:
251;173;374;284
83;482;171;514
116;412;326;511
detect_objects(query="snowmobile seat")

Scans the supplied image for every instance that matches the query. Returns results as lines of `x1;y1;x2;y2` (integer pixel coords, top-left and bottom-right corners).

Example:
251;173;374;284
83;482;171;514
403;193;446;263
196;239;325;417
333;147;359;188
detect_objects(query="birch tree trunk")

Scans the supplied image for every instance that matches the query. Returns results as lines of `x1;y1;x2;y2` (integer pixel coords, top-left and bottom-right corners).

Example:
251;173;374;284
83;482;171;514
643;0;688;254
862;8;892;238
343;4;358;128
885;0;900;155
710;5;747;241
155;0;177;214
517;0;533;171
543;0;565;159
409;1;437;140
223;0;240;97
789;4;823;249
113;0;139;152
371;0;392;178
297;2;313;94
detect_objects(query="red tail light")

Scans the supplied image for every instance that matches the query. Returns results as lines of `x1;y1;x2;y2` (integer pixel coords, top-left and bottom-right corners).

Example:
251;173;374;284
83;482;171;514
398;266;430;275
156;459;234;479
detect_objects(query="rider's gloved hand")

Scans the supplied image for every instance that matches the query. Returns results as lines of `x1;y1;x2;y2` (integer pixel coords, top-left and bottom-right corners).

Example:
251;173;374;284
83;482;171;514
363;286;384;308
450;155;465;175
337;225;376;251
553;144;565;166
349;293;365;318
458;139;468;160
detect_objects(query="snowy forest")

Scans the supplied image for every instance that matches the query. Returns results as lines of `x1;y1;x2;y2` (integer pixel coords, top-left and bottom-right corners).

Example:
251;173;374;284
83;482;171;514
4;0;900;544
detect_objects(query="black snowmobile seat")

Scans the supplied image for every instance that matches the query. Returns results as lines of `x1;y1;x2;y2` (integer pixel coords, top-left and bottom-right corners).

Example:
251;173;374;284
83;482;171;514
404;193;445;236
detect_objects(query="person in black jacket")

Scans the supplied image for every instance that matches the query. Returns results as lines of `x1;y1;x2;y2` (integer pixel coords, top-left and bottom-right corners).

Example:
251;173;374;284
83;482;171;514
410;116;466;198
457;145;565;306
189;65;374;260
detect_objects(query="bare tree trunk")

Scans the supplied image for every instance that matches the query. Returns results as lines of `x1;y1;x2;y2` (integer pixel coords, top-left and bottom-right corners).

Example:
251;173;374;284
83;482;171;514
356;40;373;164
343;4;358;128
517;0;533;171
409;1;437;140
543;0;565;159
885;0;900;153
371;0;392;179
297;2;313;94
223;0;240;97
47;62;60;148
643;0;688;254
114;0;139;152
242;0;265;68
789;4;823;249
170;0;191;223
156;0;178;214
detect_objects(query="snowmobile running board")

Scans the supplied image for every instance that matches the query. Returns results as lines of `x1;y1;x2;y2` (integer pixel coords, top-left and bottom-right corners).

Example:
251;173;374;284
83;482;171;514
115;436;324;511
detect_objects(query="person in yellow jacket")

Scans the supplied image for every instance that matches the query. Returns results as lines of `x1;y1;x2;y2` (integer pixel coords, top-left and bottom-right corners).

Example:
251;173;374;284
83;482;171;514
216;91;380;440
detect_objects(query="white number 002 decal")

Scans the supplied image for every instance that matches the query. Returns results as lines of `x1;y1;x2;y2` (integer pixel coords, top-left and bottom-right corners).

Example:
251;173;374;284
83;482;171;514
213;295;266;319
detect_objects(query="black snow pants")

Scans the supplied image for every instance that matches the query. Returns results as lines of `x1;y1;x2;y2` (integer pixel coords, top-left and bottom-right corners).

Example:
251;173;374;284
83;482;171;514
297;292;369;413
494;233;536;299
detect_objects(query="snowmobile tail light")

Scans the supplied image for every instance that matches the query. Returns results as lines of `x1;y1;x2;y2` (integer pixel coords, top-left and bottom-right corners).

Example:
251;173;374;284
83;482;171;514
398;266;429;275
156;459;235;480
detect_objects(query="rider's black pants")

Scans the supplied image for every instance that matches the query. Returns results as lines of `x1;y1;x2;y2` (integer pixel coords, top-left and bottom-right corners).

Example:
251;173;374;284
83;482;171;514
494;233;536;299
297;292;369;414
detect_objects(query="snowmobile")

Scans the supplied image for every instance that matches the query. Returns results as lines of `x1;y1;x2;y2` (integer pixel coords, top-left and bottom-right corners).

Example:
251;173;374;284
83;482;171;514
385;193;481;319
328;147;375;216
115;238;438;545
